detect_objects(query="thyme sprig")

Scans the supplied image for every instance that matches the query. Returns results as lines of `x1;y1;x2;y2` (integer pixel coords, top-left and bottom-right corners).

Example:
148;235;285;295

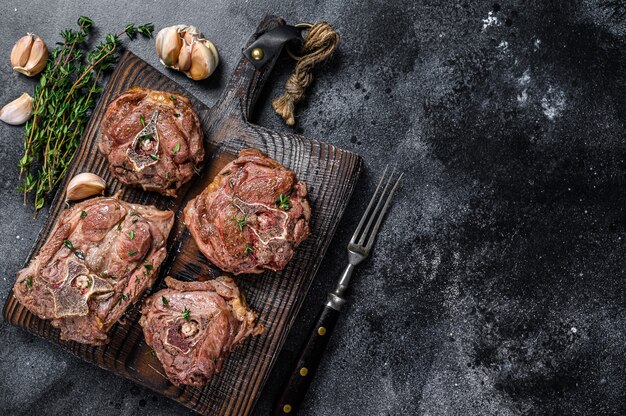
18;16;153;214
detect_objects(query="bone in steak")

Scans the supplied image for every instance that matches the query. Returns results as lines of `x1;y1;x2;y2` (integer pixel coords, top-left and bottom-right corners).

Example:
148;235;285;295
183;149;311;275
99;87;204;197
13;194;174;345
140;276;264;386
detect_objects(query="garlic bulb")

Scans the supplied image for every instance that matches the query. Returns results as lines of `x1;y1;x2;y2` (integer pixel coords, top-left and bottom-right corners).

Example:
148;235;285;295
66;173;106;201
155;25;219;80
11;34;48;76
0;93;33;125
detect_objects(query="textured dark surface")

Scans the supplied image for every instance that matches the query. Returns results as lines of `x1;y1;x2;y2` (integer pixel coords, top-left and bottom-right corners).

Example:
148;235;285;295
1;0;626;415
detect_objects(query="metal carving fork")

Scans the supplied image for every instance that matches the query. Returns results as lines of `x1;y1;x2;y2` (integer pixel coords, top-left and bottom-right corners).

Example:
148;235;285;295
272;167;403;415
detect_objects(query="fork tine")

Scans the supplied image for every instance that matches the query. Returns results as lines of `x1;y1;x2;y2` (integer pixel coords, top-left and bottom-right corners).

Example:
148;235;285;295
357;167;396;246
350;165;389;244
364;172;403;250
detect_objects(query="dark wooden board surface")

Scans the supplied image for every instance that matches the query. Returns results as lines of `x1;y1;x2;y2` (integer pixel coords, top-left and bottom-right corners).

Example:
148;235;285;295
2;16;361;416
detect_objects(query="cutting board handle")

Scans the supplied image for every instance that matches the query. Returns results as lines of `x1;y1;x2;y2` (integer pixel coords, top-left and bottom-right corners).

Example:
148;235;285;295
214;15;289;122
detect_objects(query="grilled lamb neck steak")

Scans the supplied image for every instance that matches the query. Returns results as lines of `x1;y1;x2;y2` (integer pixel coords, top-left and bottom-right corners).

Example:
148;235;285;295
13;193;174;345
183;149;311;275
99;87;204;197
140;276;264;386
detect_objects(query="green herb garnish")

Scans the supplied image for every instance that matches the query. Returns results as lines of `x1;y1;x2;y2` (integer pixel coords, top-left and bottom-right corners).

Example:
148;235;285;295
228;179;234;189
173;112;180;118
232;214;247;231
129;230;135;240
80;210;87;219
181;307;191;321
63;239;74;250
170;95;177;101
63;239;84;260
171;142;180;154
149;153;159;161
193;164;202;175
128;250;138;256
25;277;33;288
144;263;153;271
129;211;139;216
18;17;154;214
276;194;291;211
161;296;169;306
117;223;122;231
139;114;145;126
244;245;254;255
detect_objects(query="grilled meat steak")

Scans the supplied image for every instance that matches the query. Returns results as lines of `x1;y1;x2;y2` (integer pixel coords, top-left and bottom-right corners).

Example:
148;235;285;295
14;194;174;345
140;276;264;386
183;149;311;275
99;87;204;197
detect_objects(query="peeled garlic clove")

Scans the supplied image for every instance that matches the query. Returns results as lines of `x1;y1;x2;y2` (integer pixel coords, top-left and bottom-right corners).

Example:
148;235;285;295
11;34;48;76
155;26;182;67
66;173;106;201
11;35;34;68
177;39;192;72
186;41;217;81
0;93;33;125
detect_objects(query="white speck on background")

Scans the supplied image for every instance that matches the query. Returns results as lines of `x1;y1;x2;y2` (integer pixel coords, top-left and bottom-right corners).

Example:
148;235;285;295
516;69;531;105
541;86;566;120
497;40;509;53
534;38;542;50
482;11;500;31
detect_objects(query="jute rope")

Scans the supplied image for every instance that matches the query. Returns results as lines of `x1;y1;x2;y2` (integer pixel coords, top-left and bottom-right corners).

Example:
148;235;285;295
272;22;339;126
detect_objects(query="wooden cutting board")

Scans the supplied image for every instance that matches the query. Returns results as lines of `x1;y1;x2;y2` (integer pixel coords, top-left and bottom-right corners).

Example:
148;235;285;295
2;15;361;416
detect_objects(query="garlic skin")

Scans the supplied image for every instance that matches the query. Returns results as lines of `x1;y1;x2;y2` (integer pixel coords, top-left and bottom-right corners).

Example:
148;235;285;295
0;93;33;125
66;173;106;201
155;25;219;81
11;34;48;76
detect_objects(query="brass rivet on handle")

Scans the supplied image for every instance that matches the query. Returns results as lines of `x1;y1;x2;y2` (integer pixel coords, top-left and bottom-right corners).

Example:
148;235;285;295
317;326;326;336
300;367;309;377
283;404;292;413
251;47;264;61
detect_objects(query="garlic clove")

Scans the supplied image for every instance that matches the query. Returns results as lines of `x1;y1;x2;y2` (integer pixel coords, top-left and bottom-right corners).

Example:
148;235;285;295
182;25;201;44
199;39;219;69
0;93;33;125
155;26;182;68
186;41;217;81
177;39;192;72
10;35;34;68
11;34;48;76
66;173;106;201
21;37;48;76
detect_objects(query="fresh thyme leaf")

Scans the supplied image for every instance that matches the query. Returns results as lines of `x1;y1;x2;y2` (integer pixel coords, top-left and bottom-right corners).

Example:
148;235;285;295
25;277;33;288
86;279;92;287
193;164;202;175
129;230;135;240
80;210;87;219
232;214;247;232
148;349;157;357
228;179;234;188
139;114;145;126
181;307;191;321
132;218;138;224
74;250;85;260
141;133;152;141
149;153;159;161
173;112;180;118
63;239;74;250
276;194;292;211
161;296;169;306
117;223;122;231
144;263;153;270
244;245;253;255
129;211;139;216
128;250;138;256
170;95;177;101
171;142;180;154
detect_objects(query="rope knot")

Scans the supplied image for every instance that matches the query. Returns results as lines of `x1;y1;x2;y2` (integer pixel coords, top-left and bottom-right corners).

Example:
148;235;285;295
272;22;339;126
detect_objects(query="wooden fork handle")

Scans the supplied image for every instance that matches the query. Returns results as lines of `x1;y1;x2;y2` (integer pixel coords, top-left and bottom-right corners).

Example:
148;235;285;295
272;303;341;415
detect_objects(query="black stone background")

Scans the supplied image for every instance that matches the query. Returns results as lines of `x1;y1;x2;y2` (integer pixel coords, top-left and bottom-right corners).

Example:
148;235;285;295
1;0;626;415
